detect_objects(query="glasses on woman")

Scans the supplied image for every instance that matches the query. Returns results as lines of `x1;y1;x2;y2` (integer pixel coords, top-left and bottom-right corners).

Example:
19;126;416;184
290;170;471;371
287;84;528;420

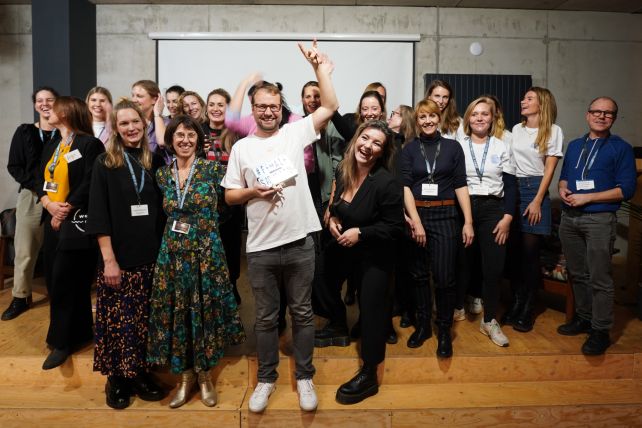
389;111;400;119
174;131;198;141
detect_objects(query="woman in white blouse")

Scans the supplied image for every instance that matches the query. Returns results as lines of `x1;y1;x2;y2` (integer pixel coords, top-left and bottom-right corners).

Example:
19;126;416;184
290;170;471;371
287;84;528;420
458;96;517;347
503;87;563;333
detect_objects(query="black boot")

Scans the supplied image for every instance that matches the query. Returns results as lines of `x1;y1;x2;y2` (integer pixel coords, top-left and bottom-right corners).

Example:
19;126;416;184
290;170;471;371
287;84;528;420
314;322;350;347
42;347;70;370
131;371;166;401
106;376;132;409
581;329;610;355
513;289;535;333
557;316;592;336
407;286;432;348
399;312;412;328
1;295;32;321
336;364;378;405
500;294;523;326
436;328;453;358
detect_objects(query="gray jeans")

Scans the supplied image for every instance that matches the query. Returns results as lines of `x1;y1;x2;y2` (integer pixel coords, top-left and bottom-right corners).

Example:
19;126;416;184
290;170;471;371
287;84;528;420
246;235;315;383
559;210;616;331
13;189;44;298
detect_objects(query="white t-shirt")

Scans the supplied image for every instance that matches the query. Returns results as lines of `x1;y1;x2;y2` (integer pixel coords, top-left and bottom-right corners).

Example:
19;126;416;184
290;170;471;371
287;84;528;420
92;121;106;139
221;115;321;253
460;135;516;197
511;123;564;177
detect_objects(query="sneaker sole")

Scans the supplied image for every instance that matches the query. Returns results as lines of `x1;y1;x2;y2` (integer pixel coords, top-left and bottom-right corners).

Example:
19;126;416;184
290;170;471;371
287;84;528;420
335;384;378;405
479;326;509;347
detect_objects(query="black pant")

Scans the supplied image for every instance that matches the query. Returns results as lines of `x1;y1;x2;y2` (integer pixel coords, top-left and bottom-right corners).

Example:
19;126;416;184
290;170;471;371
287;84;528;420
43;217;97;349
460;197;506;322
321;242;392;366
408;205;458;329
219;205;243;284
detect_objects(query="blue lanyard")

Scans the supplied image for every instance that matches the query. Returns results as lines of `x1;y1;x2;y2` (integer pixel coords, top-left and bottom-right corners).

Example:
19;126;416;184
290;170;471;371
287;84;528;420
47;133;74;180
468;137;490;184
124;153;146;204
173;157;198;210
39;127;56;143
574;137;602;181
418;140;441;183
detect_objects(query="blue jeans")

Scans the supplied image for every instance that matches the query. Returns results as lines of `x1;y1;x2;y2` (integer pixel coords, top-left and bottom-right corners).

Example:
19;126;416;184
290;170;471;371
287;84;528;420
559;210;616;331
246;235;316;383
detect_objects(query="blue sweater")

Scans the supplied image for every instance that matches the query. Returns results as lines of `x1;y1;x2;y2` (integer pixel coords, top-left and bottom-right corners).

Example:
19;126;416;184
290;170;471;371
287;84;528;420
559;133;636;213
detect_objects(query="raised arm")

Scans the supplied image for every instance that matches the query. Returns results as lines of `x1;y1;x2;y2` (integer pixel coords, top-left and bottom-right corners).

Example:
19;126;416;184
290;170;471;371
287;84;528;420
298;41;339;134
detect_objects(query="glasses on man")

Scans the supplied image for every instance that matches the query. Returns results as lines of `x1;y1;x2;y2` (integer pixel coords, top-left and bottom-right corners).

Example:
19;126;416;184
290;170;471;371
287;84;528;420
588;110;616;119
253;104;281;113
174;131;198;140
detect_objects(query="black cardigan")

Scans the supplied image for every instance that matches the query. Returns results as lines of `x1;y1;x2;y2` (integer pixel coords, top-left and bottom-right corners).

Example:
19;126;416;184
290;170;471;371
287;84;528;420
36;133;105;211
7;123;56;192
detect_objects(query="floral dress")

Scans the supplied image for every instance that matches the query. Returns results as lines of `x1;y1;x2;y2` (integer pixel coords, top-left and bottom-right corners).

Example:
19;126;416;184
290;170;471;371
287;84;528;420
147;158;245;373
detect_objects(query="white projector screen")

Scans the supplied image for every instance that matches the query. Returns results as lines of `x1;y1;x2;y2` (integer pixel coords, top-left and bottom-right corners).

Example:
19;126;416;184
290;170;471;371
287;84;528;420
153;33;417;118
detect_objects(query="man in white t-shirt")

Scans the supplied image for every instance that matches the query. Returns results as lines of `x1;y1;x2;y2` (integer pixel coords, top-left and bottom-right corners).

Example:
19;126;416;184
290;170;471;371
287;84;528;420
221;42;338;413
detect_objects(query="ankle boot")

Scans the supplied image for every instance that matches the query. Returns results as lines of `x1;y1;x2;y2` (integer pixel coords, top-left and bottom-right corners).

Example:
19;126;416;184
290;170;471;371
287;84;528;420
436;328;453;358
105;376;132;409
513;290;535;333
407;286;432;348
336;364;378;405
501;281;525;326
169;369;196;408
197;370;217;407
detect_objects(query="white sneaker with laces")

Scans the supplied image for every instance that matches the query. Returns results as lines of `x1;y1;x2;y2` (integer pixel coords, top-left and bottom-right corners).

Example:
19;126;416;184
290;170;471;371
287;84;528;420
480;319;509;347
468;297;483;315
297;378;318;411
248;382;276;413
453;308;466;321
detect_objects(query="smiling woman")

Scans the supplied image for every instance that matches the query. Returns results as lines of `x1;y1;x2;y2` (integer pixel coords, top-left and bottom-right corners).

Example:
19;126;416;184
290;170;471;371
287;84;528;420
85;86;113;145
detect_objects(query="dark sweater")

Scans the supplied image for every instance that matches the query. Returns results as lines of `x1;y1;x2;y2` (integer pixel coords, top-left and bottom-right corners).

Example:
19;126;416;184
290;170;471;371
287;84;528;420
7;123;56;192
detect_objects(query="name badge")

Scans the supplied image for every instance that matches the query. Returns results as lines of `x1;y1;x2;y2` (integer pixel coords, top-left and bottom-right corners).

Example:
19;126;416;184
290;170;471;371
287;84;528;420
421;183;439;196
470;184;490;195
131;204;149;217
43;181;58;193
64;149;82;163
576;180;595;190
171;220;191;234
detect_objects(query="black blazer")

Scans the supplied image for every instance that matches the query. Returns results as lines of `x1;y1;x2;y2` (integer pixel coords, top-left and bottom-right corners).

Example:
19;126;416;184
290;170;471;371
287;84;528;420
330;166;404;255
36;133;105;211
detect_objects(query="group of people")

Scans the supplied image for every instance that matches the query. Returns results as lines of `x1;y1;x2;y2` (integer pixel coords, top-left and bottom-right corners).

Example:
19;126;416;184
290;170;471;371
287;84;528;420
3;41;636;411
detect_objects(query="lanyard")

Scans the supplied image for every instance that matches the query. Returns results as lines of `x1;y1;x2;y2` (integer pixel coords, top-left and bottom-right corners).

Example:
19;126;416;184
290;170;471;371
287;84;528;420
574;137;602;180
124;153;146;204
47;133;74;180
468;137;490;184
39;128;57;143
173;157;198;210
418;140;441;183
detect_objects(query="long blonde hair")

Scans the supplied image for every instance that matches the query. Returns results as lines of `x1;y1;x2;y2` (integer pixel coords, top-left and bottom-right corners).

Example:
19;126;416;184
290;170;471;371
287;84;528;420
104;98;153;170
521;87;557;154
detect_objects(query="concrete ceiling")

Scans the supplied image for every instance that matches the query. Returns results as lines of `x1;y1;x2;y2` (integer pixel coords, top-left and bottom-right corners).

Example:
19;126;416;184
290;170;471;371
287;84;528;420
3;0;642;13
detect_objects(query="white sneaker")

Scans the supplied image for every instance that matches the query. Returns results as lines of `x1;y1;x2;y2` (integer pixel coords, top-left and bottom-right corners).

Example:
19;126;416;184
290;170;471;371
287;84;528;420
454;308;466;321
296;378;318;411
480;319;509;347
248;382;276;413
468;297;483;315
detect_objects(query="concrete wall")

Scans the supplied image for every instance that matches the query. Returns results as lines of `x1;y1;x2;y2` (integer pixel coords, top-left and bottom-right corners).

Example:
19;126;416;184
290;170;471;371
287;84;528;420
2;4;641;212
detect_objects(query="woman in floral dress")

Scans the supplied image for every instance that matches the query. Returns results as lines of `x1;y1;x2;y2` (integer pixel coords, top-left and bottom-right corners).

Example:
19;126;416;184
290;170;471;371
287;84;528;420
147;114;245;409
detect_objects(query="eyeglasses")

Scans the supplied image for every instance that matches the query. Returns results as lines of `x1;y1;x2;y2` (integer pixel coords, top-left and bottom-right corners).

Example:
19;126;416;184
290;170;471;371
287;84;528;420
174;131;198;140
253;104;281;113
390;111;400;119
588;109;616;119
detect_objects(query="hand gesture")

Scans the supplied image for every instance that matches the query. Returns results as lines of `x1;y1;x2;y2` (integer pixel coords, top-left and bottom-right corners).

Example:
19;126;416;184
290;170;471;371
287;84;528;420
153;95;165;117
298;39;321;68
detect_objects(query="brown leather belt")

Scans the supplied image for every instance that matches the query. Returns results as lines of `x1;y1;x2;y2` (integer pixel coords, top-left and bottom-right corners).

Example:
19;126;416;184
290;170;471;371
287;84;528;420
415;199;455;208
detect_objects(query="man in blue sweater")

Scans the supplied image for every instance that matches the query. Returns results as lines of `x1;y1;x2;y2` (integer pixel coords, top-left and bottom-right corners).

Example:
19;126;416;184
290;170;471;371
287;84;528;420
556;96;636;355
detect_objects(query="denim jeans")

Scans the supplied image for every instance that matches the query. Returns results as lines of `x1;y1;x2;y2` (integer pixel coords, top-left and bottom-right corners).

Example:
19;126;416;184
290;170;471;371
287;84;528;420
246;235;316;383
559;210;616;331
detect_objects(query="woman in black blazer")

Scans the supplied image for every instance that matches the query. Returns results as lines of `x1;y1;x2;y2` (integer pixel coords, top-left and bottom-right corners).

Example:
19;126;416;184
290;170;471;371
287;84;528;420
37;96;105;370
315;120;404;405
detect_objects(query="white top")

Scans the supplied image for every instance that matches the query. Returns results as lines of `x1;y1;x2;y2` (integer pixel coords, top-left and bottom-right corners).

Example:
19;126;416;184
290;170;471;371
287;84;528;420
443;119;463;142
460;135;516;197
221;115;321;253
92;121;106;139
511;123;564;177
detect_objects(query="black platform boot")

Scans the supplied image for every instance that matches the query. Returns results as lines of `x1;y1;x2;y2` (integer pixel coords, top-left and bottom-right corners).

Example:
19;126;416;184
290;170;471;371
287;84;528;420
513;289;535;333
435;287;455;358
335;364;378;405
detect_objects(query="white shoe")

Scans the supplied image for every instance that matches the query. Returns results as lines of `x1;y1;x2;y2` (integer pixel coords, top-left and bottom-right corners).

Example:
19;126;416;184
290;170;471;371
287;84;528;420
453;308;466;321
296;378;318;411
468;297;483;315
480;319;509;347
248;382;276;413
